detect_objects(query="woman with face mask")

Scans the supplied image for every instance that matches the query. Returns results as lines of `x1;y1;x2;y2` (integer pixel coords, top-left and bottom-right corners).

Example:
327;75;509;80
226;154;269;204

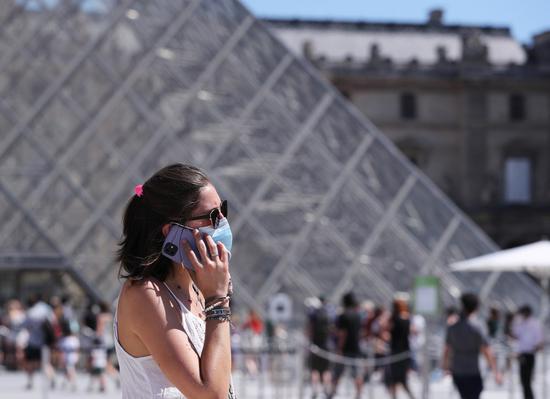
115;163;235;399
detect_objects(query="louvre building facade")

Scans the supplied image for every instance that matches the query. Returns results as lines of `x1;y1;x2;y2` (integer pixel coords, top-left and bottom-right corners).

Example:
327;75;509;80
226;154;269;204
265;11;550;250
0;0;543;320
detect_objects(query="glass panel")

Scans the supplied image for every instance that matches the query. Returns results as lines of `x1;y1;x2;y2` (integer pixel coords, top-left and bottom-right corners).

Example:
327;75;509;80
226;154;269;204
316;100;370;165
213;142;264;205
200;57;257;120
31;97;81;157
395;180;454;252
241;95;298;156
64;57;113;116
271;61;325;124
73;223;118;287
231;222;280;297
438;222;494;294
0;193;57;254
30;178;91;249
251;183;306;239
348;269;393;305
325;181;381;252
0;136;49;198
279;140;340;197
355;139;410;209
232;21;287;84
370;229;427;293
295;227;353;293
68;135;125;202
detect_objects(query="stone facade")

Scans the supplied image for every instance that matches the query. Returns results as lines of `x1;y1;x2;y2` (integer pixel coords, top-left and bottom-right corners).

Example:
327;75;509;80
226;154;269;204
265;12;550;248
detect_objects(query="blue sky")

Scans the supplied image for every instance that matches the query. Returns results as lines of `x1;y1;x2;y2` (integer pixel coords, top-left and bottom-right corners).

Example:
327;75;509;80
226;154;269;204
241;0;550;44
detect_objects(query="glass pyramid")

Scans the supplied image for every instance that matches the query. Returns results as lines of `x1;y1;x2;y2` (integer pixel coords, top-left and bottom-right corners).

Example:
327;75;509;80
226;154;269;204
0;0;541;319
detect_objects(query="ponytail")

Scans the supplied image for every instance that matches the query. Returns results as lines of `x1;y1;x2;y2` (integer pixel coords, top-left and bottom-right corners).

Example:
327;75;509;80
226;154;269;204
116;164;209;281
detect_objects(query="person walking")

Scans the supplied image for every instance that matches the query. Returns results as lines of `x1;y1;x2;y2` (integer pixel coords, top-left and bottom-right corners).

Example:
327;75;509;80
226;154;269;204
58;319;79;391
1;299;26;370
21;295;55;390
363;305;390;378
306;296;332;398
512;305;543;399
328;292;364;399
442;293;502;399
486;307;500;341
88;336;107;392
386;295;415;399
96;301;119;387
241;309;263;376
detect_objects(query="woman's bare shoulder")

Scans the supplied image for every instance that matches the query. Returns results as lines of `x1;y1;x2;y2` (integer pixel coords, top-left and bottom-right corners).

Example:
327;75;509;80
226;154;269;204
120;278;181;331
120;278;167;313
123;277;162;294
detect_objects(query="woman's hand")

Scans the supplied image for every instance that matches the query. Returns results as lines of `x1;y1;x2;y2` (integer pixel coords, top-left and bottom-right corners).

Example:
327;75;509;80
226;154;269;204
183;229;230;299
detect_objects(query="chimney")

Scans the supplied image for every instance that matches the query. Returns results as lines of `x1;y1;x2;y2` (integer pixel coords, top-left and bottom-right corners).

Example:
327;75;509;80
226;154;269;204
369;43;381;61
461;30;488;64
428;9;444;26
302;40;314;60
436;45;447;63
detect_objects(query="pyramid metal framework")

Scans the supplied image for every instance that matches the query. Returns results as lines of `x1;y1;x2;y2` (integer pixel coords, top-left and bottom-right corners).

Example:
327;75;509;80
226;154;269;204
0;0;542;317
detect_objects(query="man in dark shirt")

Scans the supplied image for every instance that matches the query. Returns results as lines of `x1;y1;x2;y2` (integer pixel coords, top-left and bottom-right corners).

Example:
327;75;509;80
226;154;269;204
328;292;363;399
307;297;332;398
442;293;502;399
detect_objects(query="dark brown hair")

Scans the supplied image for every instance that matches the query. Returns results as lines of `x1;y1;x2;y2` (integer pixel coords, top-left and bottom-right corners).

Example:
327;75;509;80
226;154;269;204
116;163;209;281
460;293;479;316
392;297;409;317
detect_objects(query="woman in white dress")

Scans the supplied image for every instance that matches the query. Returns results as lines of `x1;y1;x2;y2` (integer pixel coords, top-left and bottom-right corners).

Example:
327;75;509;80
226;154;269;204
115;163;234;399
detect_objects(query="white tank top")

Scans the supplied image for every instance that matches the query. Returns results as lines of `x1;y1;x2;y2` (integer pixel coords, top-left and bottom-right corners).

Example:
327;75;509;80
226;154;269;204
114;283;210;399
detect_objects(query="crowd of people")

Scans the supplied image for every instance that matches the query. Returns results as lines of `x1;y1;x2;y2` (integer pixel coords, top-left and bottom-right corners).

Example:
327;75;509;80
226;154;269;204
305;292;423;399
0;290;545;399
0;293;283;393
0;294;118;392
305;291;544;399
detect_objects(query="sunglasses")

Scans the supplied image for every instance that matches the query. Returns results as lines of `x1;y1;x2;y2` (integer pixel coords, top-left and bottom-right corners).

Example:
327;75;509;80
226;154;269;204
187;200;228;228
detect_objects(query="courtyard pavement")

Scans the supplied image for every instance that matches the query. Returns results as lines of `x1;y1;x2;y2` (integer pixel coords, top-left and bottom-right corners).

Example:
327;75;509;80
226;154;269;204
0;365;548;399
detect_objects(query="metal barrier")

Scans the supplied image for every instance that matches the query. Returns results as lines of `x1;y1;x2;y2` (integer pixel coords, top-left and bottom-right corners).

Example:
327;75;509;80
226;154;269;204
230;336;549;399
29;333;548;398
230;336;426;399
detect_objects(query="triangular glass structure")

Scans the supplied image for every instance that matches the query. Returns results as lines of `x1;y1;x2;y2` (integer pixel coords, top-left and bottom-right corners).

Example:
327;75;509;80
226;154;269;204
0;0;541;317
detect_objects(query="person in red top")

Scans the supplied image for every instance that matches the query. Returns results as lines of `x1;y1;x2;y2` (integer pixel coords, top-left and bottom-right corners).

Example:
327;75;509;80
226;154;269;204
243;310;263;334
242;309;264;375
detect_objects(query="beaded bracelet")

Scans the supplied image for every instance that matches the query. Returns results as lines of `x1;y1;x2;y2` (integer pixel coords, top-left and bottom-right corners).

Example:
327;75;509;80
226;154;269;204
205;289;232;305
204;295;227;305
204;297;230;313
207;308;231;316
204;307;231;317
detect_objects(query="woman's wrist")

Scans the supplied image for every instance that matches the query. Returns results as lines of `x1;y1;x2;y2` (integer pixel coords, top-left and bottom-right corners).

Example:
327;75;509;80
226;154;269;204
205;295;227;304
205;306;231;322
202;289;228;299
205;297;230;312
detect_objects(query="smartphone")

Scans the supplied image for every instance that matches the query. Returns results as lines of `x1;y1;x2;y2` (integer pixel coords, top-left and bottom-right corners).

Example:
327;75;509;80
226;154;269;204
161;224;199;271
161;224;229;271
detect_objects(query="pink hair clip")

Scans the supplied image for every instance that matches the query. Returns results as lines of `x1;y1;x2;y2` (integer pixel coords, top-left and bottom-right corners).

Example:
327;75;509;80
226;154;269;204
134;184;143;197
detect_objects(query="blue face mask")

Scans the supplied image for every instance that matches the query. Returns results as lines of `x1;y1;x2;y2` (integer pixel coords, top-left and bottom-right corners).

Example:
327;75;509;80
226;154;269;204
198;217;233;259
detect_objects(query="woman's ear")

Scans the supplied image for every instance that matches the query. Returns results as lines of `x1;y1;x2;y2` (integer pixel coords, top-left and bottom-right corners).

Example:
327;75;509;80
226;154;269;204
161;224;171;238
